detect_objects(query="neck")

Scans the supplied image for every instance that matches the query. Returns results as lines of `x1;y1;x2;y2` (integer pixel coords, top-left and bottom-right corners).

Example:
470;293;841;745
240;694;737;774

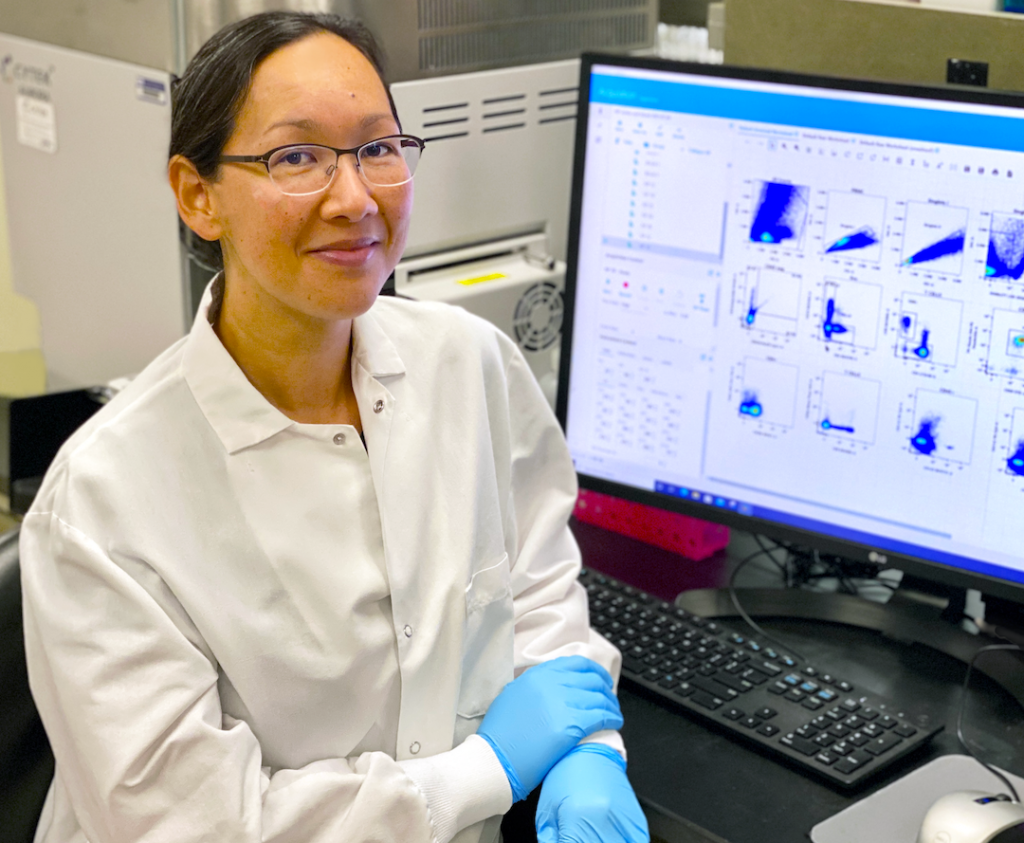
213;274;362;428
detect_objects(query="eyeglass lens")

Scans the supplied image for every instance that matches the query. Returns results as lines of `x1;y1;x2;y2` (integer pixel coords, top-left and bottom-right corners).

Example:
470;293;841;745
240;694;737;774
266;138;421;195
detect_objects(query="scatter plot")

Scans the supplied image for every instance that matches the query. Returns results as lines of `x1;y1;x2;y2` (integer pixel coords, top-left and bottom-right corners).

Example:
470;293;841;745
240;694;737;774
1007;409;1024;476
737;267;801;334
985;309;1024;379
818;372;881;445
817;278;882;349
822;191;886;263
895;293;963;368
908;389;977;464
738;358;799;427
750;181;809;248
985;213;1024;281
901;202;969;275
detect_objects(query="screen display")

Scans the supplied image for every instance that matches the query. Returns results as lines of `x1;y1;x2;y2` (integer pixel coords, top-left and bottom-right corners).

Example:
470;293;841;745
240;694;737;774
561;58;1024;593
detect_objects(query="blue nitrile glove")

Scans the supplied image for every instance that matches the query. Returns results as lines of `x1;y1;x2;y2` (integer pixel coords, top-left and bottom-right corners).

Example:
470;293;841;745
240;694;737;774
476;655;623;802
535;744;650;843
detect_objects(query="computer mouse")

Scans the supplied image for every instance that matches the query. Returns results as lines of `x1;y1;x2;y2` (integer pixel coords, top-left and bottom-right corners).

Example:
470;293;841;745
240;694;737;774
917;791;1024;843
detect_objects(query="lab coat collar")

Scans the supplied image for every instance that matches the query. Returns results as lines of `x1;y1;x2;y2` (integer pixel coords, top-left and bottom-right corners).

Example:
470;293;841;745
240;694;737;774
182;279;406;455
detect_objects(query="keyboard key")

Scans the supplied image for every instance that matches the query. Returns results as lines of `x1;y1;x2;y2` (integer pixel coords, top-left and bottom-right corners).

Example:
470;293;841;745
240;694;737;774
859;707;879;720
843;715;865;730
817;689;838;702
836;680;854;693
623;657;644;675
848;732;869;747
864;732;903;756
841;699;861;712
671;682;695;699
819;673;836;685
894;723;918;738
723;707;745;721
803;667;819;677
781;734;818;756
691;675;739;700
834;755;867;775
831;741;852;756
785;689;806;703
740;716;760;729
828;723;851;737
757;723;780;737
795;725;818;738
825;707;846;721
779;655;797;668
801;697;824;711
729;633;745;645
691;690;725;710
799;681;820;694
768;681;788;695
758;660;783;676
862;723;882;738
657;674;679;688
741;667;769;685
811;716;830;729
713;670;753;694
783;673;802;686
877;715;898;729
755;707;777;720
815;751;838;766
813;732;836;747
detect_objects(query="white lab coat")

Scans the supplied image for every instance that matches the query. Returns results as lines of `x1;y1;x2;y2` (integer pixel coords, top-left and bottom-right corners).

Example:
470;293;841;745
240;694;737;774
20;292;623;843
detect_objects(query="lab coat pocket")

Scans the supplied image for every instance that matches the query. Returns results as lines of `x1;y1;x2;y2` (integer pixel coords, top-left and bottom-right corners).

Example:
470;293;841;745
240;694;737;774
456;554;514;721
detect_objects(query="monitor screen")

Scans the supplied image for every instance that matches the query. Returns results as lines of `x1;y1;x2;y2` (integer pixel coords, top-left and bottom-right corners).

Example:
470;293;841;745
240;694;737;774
558;55;1024;605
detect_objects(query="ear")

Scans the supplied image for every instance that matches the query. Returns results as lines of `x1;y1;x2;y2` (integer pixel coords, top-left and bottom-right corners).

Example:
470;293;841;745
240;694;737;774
168;154;223;243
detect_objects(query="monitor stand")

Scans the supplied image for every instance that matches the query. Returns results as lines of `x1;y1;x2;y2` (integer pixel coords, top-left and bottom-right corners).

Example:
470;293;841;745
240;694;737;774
674;586;1024;707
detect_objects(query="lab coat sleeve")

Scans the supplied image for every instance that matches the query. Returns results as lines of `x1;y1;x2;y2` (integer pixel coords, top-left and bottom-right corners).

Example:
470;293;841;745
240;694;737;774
502;348;626;759
21;508;507;843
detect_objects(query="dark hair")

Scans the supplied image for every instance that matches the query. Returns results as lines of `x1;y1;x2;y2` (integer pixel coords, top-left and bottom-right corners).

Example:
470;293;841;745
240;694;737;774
170;11;399;270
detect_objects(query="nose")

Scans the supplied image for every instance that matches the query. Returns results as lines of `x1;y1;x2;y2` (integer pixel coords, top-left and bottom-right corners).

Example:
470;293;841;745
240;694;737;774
320;152;377;221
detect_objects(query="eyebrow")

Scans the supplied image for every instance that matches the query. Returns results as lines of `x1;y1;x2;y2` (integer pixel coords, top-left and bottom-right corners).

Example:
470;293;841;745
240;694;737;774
265;113;396;134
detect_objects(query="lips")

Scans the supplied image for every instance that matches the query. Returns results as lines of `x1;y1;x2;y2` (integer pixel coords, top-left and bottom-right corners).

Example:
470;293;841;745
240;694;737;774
310;236;381;267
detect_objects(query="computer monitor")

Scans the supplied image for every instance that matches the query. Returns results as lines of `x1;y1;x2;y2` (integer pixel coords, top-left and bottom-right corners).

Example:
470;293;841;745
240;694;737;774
557;54;1024;610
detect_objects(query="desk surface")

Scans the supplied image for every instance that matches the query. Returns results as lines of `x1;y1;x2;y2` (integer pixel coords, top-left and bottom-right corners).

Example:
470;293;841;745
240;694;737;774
571;521;1024;843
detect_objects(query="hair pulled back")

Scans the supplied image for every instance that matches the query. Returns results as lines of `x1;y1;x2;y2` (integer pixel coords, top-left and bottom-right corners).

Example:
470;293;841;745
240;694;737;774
170;11;397;269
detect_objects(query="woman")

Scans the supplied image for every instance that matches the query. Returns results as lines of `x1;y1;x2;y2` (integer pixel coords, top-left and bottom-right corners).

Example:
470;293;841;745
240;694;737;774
20;12;648;843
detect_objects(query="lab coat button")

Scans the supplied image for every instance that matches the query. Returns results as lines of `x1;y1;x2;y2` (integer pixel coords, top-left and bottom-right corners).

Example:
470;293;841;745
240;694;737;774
333;433;346;445
410;741;421;754
373;399;385;413
404;624;413;638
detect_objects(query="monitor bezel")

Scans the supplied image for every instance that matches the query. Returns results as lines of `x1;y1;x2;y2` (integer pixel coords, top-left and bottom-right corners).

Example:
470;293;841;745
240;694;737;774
556;52;1024;608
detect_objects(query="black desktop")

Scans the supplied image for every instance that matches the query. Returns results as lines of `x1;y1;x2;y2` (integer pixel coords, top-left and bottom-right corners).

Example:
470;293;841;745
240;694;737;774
555;53;1024;811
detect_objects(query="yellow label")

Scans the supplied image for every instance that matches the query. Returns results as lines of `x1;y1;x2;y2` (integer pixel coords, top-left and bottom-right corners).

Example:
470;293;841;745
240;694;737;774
457;272;506;286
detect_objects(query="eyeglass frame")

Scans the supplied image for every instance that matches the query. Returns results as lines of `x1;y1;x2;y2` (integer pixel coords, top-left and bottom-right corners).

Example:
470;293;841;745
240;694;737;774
218;134;426;195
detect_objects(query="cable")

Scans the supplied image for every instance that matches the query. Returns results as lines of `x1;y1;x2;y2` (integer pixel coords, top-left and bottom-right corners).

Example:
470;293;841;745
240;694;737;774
956;642;1022;802
728;543;807;662
753;533;790;582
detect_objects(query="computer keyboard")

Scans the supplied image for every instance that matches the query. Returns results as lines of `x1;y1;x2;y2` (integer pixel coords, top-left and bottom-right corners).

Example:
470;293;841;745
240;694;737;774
582;568;943;788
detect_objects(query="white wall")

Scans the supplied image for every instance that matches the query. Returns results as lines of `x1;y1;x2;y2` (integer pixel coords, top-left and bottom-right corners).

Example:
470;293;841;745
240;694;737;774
0;122;45;396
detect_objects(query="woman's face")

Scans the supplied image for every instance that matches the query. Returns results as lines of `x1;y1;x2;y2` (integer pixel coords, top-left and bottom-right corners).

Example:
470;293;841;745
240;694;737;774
205;33;412;324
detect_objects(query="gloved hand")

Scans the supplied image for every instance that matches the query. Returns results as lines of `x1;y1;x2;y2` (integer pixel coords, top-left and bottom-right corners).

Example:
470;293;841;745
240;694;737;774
535;744;650;843
477;655;623;802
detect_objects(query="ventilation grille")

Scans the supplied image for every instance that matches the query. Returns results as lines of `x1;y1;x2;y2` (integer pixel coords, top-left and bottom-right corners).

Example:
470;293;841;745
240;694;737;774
419;15;651;72
416;86;578;144
418;0;650;29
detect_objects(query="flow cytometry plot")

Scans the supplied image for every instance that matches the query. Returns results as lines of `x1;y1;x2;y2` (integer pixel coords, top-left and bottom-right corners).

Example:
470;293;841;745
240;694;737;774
738;357;799;427
1007;409;1024;476
985;213;1024;281
908;389;977;464
749;181;809;248
818;278;882;348
901;202;968;275
739;267;801;334
985;309;1024;379
818;372;881;445
822;191;885;263
895;293;963;367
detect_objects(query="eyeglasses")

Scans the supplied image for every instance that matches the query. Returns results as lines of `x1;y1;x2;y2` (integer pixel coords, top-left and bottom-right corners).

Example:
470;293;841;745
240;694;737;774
219;134;425;195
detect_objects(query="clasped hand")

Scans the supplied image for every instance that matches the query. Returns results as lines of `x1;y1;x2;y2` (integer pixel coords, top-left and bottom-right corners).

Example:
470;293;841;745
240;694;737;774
476;655;623;802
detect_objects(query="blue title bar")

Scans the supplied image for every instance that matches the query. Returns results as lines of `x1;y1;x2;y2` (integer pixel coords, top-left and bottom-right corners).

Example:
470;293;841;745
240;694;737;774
591;73;1024;154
